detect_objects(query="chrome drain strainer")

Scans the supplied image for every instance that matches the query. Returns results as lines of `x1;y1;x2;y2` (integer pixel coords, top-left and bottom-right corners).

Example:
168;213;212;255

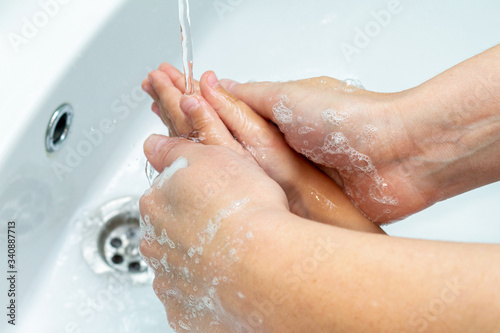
99;211;148;274
81;197;152;284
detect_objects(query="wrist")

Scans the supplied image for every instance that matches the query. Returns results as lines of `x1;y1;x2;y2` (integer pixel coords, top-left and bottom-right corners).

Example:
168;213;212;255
217;209;303;332
396;82;500;202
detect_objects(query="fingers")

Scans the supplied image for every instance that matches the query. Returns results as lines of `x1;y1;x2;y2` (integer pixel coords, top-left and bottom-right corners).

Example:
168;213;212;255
200;71;310;191
178;94;245;152
148;70;192;135
144;64;249;159
142;77;159;101
151;101;161;117
143;78;164;119
200;71;280;151
218;78;288;124
157;62;201;95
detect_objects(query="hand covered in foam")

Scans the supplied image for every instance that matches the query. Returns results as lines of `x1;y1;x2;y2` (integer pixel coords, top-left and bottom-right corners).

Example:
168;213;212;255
139;134;288;332
142;63;383;233
218;77;435;223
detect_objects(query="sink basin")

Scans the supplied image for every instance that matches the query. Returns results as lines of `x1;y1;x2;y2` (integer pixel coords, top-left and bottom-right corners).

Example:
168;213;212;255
1;0;499;332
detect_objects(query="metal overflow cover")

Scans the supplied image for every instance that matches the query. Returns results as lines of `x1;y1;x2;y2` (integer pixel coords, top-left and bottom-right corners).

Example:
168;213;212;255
45;103;74;153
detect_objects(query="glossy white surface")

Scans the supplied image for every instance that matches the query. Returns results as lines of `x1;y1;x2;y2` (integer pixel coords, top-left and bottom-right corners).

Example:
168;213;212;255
1;0;499;332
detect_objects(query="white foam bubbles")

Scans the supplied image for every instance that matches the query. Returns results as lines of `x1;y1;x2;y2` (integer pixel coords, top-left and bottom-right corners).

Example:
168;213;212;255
140;215;156;245
315;132;399;207
349;154;375;173
157;229;176;249
272;95;294;125
322;109;349;127
339;78;364;92
298;126;315;135
369;181;399;206
202;296;215;310
187;247;196;258
156;157;188;189
228;248;238;261
363;124;378;145
198;199;249;245
160;253;171;272
150;257;160;269
178;319;191;331
322;132;350;153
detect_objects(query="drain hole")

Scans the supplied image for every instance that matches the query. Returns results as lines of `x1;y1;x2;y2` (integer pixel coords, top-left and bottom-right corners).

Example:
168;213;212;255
126;228;138;239
82;197;152;283
52;113;68;145
45;103;74;153
129;262;142;272
110;238;123;248
111;255;124;264
97;210;148;274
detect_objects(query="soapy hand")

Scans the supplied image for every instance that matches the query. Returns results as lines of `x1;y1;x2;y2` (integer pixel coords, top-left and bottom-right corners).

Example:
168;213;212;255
142;64;383;232
218;77;436;223
139;134;288;332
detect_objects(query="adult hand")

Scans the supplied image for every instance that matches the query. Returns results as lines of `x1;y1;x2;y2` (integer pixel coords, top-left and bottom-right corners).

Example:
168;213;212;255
218;77;426;223
138;136;500;333
139;134;288;332
142;63;383;233
221;45;500;224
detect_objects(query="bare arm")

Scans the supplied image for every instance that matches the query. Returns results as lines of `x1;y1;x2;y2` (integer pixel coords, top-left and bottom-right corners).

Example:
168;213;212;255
404;44;500;202
227;211;500;332
221;44;500;222
140;135;500;332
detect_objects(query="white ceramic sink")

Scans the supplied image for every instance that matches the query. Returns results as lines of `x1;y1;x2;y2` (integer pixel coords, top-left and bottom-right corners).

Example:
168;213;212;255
1;0;499;332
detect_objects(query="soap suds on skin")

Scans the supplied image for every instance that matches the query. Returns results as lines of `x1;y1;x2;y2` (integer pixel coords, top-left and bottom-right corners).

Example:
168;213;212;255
198;199;249;245
298;126;315;135
338;78;364;92
322;109;349;127
301;132;399;207
363;124;378;145
272;95;294;125
268;87;398;221
157;157;188;189
158;229;176;249
140;215;156;246
143;198;255;331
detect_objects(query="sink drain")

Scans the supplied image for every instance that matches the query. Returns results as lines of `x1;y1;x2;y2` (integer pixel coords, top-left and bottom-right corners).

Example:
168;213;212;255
99;211;148;274
81;197;152;284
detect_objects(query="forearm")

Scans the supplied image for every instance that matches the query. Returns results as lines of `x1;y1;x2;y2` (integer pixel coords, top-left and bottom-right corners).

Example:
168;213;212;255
226;212;500;332
405;44;500;202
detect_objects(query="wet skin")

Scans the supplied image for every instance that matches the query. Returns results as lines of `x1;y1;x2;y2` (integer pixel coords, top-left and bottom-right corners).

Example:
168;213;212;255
142;63;383;233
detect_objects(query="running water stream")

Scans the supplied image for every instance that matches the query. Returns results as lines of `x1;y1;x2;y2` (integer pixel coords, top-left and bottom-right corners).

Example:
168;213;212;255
178;0;194;95
144;1;194;184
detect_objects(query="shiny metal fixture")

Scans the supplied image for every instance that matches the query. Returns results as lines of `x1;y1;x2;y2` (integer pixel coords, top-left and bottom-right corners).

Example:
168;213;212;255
81;197;152;284
45;103;74;153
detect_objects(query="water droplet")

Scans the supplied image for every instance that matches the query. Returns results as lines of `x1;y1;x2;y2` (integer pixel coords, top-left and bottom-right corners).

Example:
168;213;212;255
145;160;159;186
339;79;364;92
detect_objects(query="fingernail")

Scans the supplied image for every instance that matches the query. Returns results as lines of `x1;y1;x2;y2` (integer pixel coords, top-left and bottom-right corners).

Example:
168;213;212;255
151;102;160;116
207;72;219;88
180;96;200;114
144;134;168;156
148;73;155;87
219;79;240;91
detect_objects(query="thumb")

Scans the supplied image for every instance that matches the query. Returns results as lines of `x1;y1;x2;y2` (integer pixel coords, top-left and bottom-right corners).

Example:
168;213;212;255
143;134;192;173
